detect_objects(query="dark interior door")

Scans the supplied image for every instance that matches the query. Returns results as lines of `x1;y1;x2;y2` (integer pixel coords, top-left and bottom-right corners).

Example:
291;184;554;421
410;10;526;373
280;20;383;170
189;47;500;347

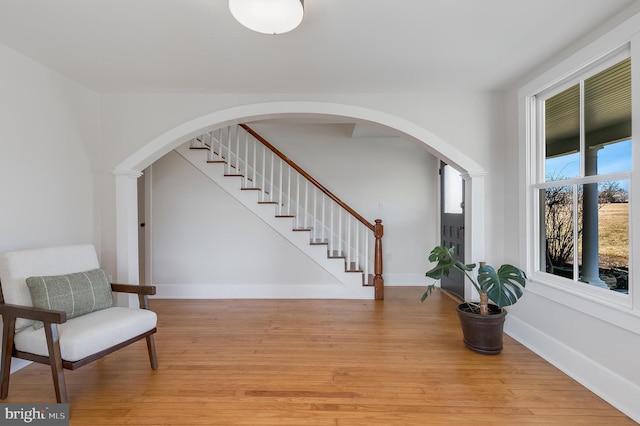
440;162;465;300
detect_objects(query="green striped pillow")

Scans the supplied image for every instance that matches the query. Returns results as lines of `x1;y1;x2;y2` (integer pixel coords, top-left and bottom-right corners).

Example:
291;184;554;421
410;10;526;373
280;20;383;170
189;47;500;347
26;268;114;329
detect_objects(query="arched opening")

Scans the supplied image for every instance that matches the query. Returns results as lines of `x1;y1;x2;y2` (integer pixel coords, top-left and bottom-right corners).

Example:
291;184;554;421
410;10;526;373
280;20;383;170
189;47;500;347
113;101;487;300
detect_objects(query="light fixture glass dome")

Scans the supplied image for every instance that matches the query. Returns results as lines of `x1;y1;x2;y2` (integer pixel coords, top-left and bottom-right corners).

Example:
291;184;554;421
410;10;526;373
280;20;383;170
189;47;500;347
229;0;304;35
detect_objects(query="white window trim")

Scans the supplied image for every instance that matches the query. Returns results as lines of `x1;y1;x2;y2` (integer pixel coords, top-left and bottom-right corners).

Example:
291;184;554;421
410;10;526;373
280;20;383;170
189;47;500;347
532;53;632;307
518;14;640;334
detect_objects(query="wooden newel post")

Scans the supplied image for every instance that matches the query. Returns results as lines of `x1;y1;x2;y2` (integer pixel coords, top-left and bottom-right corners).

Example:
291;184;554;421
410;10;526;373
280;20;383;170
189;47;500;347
374;219;384;300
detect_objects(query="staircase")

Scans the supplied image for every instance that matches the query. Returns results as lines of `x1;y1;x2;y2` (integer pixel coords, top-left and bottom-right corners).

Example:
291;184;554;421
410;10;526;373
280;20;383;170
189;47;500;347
174;124;384;299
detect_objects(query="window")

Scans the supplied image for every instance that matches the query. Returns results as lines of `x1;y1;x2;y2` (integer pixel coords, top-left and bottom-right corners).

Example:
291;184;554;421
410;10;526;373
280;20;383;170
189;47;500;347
532;53;631;296
443;164;463;214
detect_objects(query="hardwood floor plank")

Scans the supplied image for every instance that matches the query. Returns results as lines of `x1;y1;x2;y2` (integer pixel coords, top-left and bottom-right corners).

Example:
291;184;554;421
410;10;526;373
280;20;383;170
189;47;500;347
2;287;634;425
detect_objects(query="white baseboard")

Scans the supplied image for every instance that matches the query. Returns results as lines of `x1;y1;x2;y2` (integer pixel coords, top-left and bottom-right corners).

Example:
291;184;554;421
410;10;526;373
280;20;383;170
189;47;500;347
153;277;429;299
505;314;640;423
152;282;375;299
383;273;430;286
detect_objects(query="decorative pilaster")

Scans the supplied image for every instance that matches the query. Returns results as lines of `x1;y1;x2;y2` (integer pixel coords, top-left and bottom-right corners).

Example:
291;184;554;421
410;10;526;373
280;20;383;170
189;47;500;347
461;171;487;301
113;169;143;307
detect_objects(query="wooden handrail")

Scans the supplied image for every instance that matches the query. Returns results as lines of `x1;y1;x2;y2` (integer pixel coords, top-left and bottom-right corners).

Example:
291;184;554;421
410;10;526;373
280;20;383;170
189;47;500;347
240;124;375;231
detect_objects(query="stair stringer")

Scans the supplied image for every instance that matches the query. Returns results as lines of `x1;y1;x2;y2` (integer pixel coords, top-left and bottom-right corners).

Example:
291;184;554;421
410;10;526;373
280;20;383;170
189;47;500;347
174;144;374;299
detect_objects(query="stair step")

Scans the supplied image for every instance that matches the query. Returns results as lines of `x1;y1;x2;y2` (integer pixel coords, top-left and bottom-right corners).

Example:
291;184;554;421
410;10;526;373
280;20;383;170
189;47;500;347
205;149;227;163
293;228;312;232
363;274;375;286
276;215;295;218
190;146;209;150
241;188;270;196
328;251;345;259
346;262;363;273
258;201;279;205
310;239;329;245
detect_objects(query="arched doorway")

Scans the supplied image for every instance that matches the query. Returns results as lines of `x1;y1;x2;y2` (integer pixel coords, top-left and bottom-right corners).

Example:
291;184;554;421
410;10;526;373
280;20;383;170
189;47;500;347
113;101;487;301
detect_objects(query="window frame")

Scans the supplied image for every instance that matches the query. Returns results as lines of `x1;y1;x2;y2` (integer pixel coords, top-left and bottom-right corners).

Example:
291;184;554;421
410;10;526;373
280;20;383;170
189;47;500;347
527;47;633;309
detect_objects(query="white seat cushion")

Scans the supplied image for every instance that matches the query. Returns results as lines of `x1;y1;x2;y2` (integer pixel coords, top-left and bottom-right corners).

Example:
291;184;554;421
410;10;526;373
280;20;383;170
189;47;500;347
13;307;157;362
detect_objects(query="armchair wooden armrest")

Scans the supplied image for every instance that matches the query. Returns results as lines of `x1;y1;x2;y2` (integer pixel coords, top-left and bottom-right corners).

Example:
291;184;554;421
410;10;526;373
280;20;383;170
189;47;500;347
110;283;156;296
0;303;67;324
110;283;156;310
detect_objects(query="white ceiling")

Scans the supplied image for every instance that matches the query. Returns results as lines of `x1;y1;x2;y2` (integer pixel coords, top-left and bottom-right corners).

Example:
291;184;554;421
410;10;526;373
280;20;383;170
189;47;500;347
0;0;638;93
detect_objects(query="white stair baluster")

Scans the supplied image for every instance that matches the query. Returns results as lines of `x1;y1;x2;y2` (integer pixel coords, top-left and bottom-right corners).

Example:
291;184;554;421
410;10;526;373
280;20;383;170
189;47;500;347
252;136;257;188
216;128;222;161
225;127;231;175
356;221;360;270
261;144;266;200
338;208;342;258
286;166;291;216
208;131;214;161
270;151;275;203
312;186;317;241
225;127;231;174
243;131;249;186
304;180;308;229
235;126;240;175
329;201;334;255
295;172;300;228
279;159;284;215
347;214;352;268
364;229;369;279
320;193;326;242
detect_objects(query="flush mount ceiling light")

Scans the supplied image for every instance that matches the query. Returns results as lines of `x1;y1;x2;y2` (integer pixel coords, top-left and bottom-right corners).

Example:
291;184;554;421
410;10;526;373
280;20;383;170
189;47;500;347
229;0;304;35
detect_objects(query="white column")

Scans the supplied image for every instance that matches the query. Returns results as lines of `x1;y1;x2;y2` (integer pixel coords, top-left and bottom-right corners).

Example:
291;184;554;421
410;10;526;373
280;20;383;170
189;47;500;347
581;147;607;288
113;169;142;307
462;171;487;302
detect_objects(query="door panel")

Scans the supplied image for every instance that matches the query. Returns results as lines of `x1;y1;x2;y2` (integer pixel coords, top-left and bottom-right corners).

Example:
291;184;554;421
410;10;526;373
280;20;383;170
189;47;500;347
440;162;465;300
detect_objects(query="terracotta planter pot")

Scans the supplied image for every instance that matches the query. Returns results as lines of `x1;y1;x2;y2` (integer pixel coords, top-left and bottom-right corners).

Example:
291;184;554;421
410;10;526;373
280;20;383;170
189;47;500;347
456;303;507;355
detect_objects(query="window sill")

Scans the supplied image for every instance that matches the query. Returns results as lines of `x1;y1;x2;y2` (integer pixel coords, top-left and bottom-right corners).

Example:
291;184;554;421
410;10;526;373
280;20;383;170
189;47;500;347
527;272;640;334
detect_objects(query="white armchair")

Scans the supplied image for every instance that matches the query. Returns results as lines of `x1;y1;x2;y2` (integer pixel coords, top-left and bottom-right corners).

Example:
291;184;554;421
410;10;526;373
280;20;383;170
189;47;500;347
0;244;158;403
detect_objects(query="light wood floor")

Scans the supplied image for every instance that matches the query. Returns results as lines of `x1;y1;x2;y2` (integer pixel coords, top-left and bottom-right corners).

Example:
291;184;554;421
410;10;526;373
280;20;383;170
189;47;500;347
4;287;635;425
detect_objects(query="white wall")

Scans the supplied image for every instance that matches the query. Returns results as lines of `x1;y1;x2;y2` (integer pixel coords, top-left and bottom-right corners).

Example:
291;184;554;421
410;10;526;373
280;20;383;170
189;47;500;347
502;10;640;423
0;43;99;254
0;42;99;373
151;150;340;287
150;122;438;290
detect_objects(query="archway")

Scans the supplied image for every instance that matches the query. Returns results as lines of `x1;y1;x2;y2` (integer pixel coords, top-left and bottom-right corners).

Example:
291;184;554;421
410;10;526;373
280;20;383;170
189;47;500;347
113;101;487;300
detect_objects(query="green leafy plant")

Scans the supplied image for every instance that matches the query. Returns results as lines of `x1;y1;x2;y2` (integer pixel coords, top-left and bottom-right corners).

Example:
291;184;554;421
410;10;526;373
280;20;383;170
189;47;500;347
422;246;527;315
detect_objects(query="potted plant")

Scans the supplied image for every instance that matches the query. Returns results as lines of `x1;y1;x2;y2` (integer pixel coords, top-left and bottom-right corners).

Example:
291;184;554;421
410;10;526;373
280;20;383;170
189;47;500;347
422;246;527;355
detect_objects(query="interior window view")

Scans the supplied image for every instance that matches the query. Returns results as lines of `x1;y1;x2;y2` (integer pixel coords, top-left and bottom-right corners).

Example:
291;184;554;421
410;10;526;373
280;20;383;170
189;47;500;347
1;1;639;425
540;57;631;294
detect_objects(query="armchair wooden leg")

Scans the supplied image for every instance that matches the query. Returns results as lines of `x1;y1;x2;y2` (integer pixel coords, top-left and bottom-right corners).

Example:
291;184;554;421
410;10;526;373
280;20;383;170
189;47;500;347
43;323;67;403
0;316;16;399
146;334;158;370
